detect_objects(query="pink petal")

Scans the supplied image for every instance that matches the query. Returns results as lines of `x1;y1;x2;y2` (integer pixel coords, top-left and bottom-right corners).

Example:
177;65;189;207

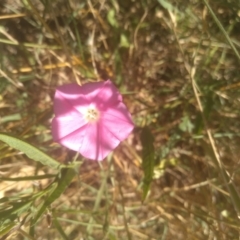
79;118;130;161
92;80;122;108
52;85;89;142
100;102;134;141
54;84;89;117
54;80;122;114
52;80;134;161
80;80;122;103
52;112;88;143
53;121;105;160
78;122;105;160
54;124;88;152
78;102;134;161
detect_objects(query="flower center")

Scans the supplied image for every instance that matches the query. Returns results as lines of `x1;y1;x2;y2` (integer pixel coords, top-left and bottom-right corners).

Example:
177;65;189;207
85;107;100;122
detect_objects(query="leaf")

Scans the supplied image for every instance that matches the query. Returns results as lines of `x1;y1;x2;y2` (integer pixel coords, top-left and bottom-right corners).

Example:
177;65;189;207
32;167;76;225
154;158;179;179
0;113;21;123
157;0;180;13
179;115;194;133
0;222;17;237
0;199;32;227
120;34;130;48
140;127;155;201
0;174;56;182
0;133;62;169
53;217;68;240
107;9;118;28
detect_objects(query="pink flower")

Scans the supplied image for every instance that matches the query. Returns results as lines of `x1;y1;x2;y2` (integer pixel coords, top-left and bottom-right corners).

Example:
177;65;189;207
52;80;134;161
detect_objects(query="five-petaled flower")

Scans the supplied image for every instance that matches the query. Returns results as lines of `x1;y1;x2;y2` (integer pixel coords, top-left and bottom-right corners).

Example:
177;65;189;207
52;80;134;161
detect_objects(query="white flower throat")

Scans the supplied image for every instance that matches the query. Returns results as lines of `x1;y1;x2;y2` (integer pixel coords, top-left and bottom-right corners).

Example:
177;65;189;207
85;107;100;122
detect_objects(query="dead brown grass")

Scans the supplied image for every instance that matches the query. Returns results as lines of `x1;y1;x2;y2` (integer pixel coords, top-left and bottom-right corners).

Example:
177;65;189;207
1;0;240;239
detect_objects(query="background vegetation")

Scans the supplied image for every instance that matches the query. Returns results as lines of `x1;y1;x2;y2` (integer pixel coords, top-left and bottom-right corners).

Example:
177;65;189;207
1;0;240;239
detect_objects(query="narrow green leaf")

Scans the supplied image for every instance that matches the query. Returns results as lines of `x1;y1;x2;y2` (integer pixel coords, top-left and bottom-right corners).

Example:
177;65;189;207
0;200;32;224
203;0;240;62
53;217;69;240
0;133;62;169
157;0;180;14
107;9;118;28
0;113;21;123
0;174;56;181
0;222;17;237
140;127;155;201
32;167;76;225
222;168;240;218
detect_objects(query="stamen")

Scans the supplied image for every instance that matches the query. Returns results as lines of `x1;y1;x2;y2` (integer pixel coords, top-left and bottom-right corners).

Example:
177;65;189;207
85;107;99;122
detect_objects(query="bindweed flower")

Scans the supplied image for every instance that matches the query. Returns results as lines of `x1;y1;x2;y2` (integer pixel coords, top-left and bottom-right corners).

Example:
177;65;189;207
52;80;134;161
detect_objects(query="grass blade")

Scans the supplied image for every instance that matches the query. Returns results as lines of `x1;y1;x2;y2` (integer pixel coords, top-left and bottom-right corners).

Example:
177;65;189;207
32;167;76;225
0;133;62;169
53;216;69;240
203;0;240;61
0;222;18;238
140;127;155;201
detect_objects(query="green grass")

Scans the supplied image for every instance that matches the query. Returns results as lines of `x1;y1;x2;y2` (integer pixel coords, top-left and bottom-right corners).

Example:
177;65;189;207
1;0;240;239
